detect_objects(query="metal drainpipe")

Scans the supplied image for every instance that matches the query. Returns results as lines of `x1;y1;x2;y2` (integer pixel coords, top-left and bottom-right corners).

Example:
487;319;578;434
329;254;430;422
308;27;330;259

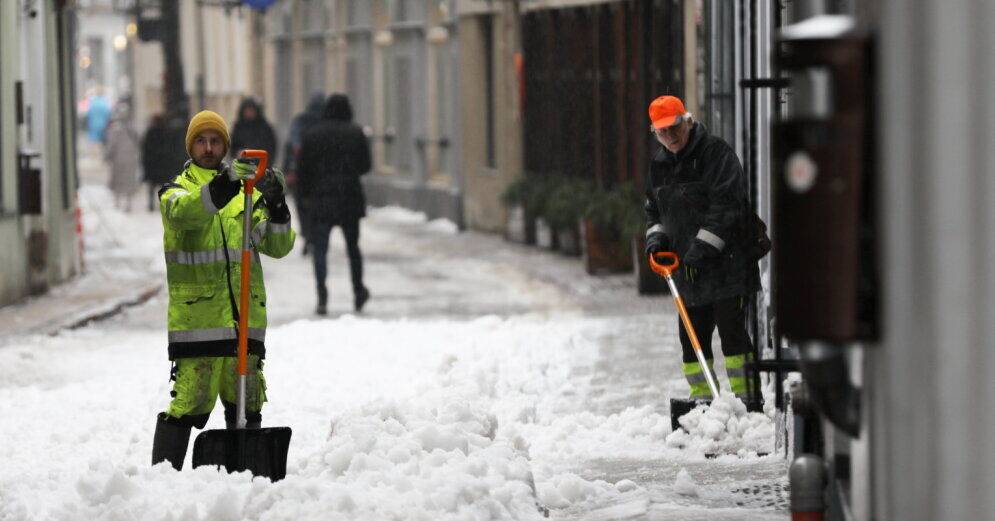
790;453;827;520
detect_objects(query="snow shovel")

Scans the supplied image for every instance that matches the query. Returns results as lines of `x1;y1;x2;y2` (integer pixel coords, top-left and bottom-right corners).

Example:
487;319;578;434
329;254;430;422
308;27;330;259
191;149;292;481
648;252;721;431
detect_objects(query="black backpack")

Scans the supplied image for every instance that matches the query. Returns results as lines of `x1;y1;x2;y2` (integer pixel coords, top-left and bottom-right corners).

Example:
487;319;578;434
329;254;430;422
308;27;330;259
743;210;772;261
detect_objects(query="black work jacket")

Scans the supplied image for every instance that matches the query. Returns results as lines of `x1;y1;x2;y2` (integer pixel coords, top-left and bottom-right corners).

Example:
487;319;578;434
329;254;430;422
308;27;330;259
644;123;760;306
299;120;372;224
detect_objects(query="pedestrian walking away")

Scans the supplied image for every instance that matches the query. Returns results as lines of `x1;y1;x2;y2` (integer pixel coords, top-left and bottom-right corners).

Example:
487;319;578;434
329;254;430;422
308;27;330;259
299;93;372;315
230;97;278;161
141;113;187;212
282;92;326;256
642;95;762;412
104;103;141;212
151;109;295;471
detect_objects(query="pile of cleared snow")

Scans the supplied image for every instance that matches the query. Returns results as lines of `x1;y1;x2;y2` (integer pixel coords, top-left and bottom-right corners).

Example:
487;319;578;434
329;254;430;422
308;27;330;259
369;205;459;234
664;393;774;456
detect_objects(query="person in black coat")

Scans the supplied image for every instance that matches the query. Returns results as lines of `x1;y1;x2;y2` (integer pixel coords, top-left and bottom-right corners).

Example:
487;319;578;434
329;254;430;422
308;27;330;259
229;97;277;161
299;94;372;315
643;95;761;403
141;113;187;211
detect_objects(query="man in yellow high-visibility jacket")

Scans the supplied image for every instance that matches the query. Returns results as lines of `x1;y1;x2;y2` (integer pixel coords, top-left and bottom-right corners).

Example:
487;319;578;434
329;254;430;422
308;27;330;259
151;110;295;470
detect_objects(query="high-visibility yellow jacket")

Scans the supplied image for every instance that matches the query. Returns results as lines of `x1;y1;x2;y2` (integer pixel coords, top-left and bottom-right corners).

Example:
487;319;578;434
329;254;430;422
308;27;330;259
159;161;295;359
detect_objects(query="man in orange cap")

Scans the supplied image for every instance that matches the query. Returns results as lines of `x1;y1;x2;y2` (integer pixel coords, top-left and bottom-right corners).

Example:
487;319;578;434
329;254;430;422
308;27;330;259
643;95;761;412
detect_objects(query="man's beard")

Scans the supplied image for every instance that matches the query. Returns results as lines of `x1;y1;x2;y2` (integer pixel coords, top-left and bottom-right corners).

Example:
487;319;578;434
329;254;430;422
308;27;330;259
193;154;222;169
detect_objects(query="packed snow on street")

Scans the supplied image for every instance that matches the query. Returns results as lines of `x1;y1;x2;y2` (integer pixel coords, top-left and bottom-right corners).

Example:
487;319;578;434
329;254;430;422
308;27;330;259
0;185;787;520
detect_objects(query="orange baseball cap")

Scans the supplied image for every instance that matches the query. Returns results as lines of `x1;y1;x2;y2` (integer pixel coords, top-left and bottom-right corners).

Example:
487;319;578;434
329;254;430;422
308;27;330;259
648;95;686;129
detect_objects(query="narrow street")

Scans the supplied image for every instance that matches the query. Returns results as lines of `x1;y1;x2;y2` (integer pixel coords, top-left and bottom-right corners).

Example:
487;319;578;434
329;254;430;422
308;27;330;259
0;147;787;520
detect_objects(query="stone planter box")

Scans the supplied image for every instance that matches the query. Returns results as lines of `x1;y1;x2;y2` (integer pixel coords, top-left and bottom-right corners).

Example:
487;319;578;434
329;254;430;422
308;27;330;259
556;223;582;257
581;219;632;275
535;217;557;250
504;204;536;245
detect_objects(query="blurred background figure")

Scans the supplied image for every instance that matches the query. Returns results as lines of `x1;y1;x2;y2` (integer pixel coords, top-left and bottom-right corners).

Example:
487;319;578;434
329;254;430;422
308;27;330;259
299;94;372;315
140;113;181;211
104;103;141;212
85;91;112;144
282;92;326;256
230;97;277;160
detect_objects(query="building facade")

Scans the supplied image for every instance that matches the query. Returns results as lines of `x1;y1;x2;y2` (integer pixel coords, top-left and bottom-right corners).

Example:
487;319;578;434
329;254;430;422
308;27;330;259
0;0;82;306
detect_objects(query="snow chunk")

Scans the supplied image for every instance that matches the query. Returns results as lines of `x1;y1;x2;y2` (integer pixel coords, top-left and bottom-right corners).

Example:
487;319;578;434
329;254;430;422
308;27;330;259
664;393;774;456
673;468;699;497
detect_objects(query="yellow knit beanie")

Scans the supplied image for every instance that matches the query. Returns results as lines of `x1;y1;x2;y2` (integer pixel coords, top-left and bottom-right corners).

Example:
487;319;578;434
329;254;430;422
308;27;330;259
185;110;230;156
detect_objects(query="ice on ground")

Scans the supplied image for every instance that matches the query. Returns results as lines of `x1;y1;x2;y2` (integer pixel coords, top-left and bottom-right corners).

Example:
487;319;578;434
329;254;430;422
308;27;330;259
664;393;774;456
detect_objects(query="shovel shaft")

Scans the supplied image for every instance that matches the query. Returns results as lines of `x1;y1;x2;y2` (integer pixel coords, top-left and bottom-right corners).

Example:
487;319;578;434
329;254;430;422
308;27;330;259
236;150;268;430
667;275;721;397
649;253;721;398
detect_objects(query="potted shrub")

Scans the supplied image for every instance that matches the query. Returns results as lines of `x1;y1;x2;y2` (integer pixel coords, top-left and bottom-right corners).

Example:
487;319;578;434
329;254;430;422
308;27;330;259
541;176;594;257
581;183;640;274
529;175;561;250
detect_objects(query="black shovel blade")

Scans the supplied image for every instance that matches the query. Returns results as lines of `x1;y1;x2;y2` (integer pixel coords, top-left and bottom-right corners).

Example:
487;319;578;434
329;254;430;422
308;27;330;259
669;397;712;432
192;427;292;481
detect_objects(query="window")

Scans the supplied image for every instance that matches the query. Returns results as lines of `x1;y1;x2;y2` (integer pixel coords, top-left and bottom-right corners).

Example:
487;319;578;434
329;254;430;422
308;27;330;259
347;0;372;27
300;0;327;33
301;38;325;102
390;0;424;23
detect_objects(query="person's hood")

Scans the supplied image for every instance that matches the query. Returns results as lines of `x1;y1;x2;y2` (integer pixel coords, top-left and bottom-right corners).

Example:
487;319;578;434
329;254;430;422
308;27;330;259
323;94;354;122
306;93;325;117
236;97;265;121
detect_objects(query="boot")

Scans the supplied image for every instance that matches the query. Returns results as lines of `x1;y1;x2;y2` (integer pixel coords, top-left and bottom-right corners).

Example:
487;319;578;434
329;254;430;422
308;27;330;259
152;412;191;470
354;286;369;312
316;285;328;315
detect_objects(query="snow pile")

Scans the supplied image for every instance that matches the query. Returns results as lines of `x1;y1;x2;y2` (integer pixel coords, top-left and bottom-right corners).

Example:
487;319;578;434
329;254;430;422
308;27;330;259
664;393;774;456
283;399;544;519
673;468;700;497
525;405;672;462
369;205;459;234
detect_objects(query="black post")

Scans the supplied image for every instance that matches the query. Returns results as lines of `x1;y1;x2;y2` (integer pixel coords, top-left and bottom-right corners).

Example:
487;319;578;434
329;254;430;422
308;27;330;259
160;0;189;121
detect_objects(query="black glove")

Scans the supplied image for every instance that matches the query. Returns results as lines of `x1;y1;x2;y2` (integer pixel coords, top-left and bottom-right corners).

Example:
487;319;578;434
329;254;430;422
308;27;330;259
644;231;671;255
207;172;240;210
682;238;721;269
265;194;291;224
256;167;287;203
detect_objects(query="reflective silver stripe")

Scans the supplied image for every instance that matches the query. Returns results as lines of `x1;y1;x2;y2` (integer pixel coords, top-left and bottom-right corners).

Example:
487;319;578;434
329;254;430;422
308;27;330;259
646;224;666;237
685;372;708;384
164;247;243;265
268;221;291;234
727;367;746;378
696;228;726;251
251;221;267;245
164;190;188;213
168;327;266;343
201;183;220;214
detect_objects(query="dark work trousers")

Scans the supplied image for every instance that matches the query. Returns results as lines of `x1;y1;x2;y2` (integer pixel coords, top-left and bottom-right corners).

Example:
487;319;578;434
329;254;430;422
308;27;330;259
677;295;754;363
310;217;364;304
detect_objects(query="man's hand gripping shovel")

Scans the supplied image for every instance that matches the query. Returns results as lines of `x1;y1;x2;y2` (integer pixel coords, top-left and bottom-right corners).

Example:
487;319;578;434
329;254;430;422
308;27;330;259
191;150;292;481
648;252;721;431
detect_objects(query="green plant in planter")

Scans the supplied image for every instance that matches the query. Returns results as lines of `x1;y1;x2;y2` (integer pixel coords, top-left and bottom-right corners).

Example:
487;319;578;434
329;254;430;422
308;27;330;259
584;182;645;248
541;176;596;232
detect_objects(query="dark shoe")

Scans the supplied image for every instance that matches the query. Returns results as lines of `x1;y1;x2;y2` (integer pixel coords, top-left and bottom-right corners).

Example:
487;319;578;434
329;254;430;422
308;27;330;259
669;397;712;432
354;287;370;312
316;285;328;315
152;412;192;470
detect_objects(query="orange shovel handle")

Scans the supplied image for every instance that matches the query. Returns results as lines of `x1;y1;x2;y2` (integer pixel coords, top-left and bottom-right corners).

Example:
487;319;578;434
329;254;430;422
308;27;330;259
235;150;268;377
648;251;679;278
